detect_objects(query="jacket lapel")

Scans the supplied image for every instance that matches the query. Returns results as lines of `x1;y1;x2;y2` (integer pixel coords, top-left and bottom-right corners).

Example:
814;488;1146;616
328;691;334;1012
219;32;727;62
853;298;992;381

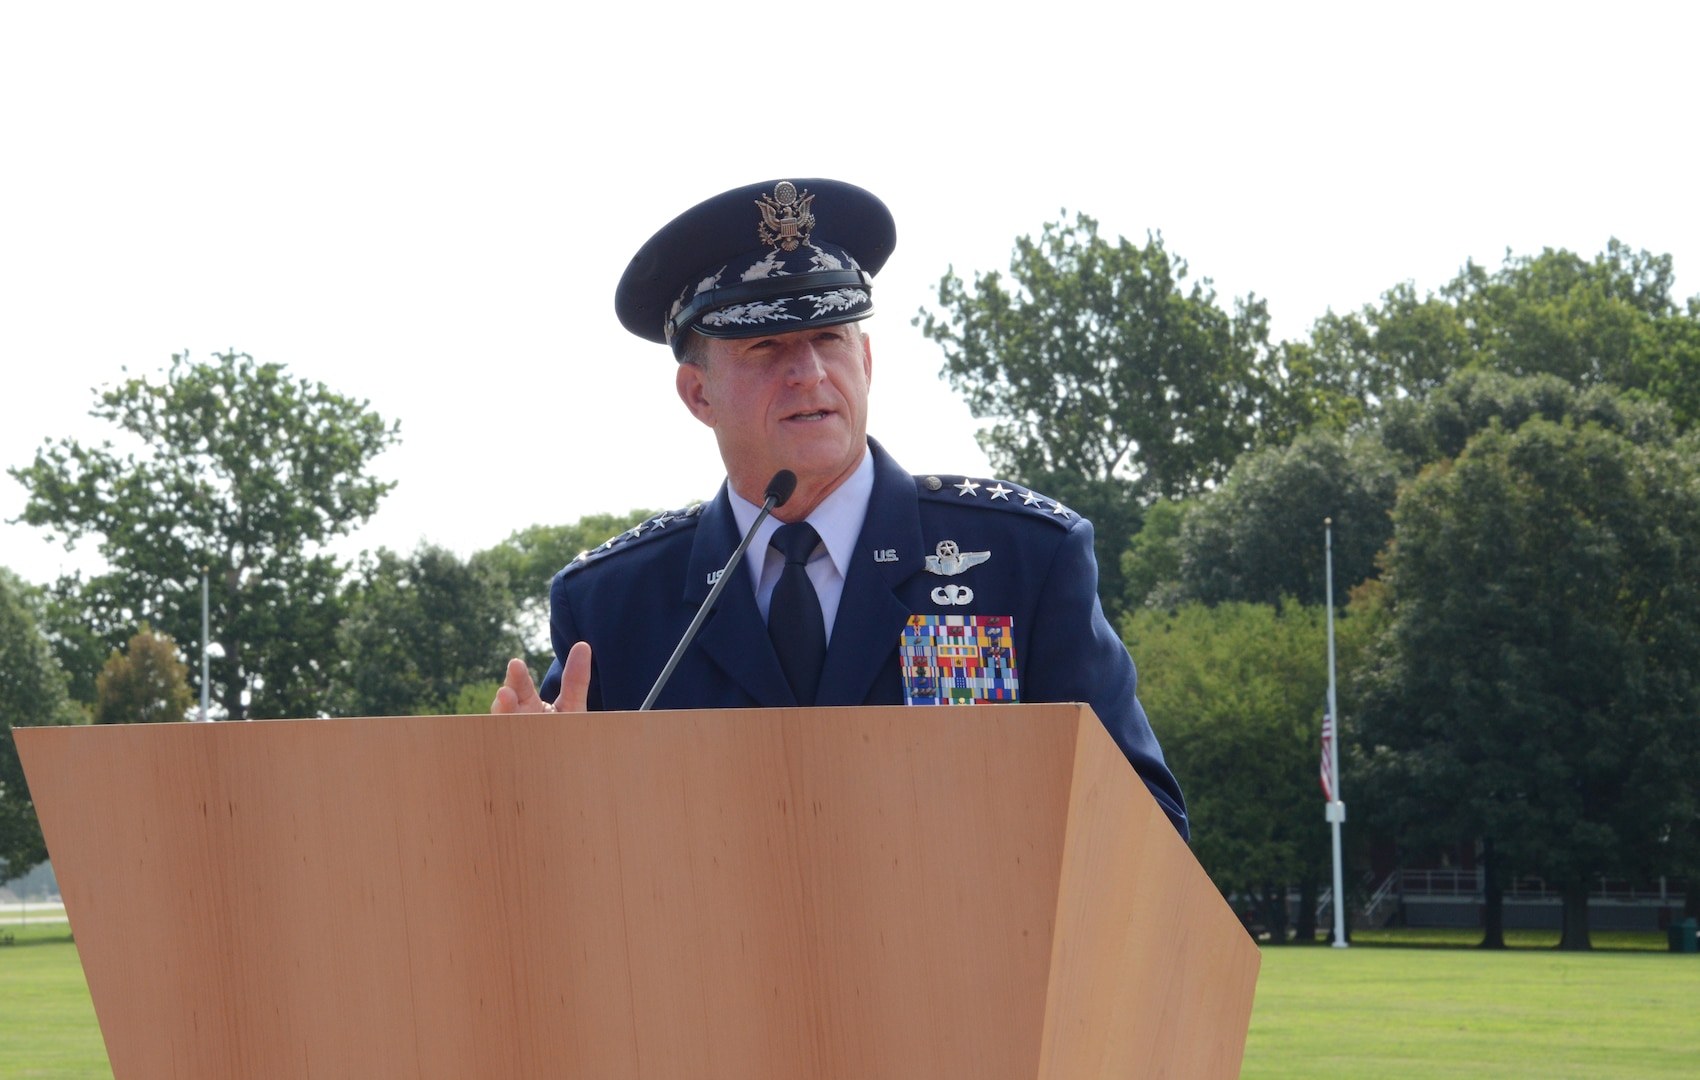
685;485;797;707
817;439;925;705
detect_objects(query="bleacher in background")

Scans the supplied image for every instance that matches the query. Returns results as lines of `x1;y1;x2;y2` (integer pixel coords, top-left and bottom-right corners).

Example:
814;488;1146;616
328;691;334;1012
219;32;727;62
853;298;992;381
1343;870;1689;931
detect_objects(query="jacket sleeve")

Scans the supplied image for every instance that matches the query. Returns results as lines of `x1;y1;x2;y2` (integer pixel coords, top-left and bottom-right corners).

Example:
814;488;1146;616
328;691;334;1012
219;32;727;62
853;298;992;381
539;569;603;710
1023;516;1190;840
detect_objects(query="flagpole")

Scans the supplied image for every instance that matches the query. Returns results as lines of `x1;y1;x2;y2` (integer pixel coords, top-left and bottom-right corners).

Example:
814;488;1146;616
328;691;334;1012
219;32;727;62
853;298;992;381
1325;519;1348;948
199;566;211;722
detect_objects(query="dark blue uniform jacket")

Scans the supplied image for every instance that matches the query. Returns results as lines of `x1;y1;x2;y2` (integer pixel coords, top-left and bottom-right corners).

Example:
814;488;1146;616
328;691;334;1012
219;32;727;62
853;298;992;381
542;439;1188;838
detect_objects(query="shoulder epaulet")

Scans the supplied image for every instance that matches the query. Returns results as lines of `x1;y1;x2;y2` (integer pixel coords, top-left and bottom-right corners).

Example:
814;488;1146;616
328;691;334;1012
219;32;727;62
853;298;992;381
912;474;1078;528
563;503;706;572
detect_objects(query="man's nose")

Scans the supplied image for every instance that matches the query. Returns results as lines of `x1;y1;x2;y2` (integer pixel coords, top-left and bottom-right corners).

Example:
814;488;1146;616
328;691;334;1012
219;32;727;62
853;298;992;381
783;342;829;383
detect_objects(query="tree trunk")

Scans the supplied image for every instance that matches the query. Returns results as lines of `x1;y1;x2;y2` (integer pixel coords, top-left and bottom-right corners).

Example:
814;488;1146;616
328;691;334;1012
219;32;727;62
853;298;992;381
221;674;246;721
219;637;246;721
1557;878;1592;951
1295;877;1319;944
1341;877;1354;944
1478;837;1506;949
1262;881;1290;944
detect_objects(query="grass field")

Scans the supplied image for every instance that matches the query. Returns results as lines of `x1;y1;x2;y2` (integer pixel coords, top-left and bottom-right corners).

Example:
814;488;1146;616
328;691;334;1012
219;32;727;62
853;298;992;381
3;923;1695;1078
1244;934;1699;1079
0;923;109;1080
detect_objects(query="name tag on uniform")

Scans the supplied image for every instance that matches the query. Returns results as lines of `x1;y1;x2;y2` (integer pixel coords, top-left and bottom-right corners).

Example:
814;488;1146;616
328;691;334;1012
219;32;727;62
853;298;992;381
900;615;1020;705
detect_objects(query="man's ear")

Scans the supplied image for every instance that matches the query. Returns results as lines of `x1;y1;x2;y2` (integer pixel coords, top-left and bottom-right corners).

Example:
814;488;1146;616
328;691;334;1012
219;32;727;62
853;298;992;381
676;362;715;428
861;329;873;386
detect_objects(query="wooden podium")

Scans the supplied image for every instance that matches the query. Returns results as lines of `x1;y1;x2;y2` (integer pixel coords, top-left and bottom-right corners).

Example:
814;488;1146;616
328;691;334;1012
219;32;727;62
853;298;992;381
18;704;1258;1078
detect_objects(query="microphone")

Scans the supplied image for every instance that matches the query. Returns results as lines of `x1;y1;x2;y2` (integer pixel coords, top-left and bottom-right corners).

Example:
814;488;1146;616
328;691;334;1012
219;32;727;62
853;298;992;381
639;470;796;711
764;469;798;508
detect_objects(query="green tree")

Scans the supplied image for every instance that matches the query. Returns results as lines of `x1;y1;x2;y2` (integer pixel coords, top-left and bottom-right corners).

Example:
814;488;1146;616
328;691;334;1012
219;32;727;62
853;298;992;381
1378;367;1669;469
1119;497;1190;611
1359;413;1700;950
93;623;194;724
1361;368;1690;946
1455;241;1699;409
1299;240;1700;422
33;586;106;709
10;351;399;719
479;510;660;665
1125;601;1331;940
1177;430;1402;608
333;544;525;717
0;569;84;878
1161;370;1675;614
442;679;504;716
915;214;1296;619
1294;282;1474;418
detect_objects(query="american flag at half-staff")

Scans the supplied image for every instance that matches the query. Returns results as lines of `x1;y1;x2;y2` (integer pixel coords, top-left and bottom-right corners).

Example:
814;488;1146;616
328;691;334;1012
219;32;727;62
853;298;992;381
1319;708;1336;803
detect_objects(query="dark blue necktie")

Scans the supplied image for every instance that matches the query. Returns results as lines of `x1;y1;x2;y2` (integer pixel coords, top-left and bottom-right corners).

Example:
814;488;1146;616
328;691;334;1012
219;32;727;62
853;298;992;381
768;522;826;707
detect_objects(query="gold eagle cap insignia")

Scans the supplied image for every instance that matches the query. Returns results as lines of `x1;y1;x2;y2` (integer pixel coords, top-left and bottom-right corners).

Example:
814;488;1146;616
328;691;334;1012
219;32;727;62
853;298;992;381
755;181;815;251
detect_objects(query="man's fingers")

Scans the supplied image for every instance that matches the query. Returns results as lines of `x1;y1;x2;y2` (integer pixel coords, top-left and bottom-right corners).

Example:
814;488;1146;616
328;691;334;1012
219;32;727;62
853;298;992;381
553;640;592;713
491;651;588;714
492;657;545;713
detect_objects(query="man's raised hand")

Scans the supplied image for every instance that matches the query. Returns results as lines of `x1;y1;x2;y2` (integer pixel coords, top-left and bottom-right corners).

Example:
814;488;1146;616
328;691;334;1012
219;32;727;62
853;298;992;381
490;642;591;713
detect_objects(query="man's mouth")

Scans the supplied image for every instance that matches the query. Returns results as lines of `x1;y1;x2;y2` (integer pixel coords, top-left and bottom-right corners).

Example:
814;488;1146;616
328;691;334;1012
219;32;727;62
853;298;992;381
785;409;832;422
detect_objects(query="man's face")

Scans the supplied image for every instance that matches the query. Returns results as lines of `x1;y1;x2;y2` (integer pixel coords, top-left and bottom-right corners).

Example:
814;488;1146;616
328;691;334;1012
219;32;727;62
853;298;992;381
676;322;873;513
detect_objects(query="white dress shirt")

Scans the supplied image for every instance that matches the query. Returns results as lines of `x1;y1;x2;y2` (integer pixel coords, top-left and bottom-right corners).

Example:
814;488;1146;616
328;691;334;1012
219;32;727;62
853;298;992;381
727;447;875;644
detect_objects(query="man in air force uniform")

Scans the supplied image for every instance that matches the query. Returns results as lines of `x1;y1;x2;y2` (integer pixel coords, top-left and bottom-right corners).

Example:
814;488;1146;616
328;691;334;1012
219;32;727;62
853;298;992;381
494;178;1187;838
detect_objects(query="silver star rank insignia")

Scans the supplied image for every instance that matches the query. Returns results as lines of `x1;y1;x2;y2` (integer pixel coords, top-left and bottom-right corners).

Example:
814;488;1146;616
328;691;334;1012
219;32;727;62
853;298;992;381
1021;490;1043;506
954;478;981;497
987;483;1012;500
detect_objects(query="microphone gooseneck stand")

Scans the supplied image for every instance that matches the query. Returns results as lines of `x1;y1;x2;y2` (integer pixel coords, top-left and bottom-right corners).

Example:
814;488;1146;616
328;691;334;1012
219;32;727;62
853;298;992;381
638;470;797;712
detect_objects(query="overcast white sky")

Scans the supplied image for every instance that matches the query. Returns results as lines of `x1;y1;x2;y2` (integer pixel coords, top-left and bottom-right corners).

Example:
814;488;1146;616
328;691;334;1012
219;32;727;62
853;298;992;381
3;2;1696;588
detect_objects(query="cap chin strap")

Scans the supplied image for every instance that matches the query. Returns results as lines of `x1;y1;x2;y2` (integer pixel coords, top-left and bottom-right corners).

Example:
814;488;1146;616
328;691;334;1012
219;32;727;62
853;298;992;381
665;268;874;344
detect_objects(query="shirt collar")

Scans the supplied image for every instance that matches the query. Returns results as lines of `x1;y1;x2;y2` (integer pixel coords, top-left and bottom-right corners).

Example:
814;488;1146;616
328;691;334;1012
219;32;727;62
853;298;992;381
729;445;875;577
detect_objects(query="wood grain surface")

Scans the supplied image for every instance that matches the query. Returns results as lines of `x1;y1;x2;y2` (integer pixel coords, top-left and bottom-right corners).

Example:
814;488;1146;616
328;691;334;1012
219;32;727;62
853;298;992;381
18;704;1256;1079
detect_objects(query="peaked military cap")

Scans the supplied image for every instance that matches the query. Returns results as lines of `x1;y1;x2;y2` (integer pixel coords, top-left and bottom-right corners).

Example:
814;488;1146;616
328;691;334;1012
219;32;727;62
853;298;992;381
615;178;897;356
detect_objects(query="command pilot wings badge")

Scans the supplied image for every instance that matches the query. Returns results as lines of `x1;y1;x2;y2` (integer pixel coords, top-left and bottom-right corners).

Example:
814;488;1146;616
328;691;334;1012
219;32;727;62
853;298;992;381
755;181;815;251
924;539;990;576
